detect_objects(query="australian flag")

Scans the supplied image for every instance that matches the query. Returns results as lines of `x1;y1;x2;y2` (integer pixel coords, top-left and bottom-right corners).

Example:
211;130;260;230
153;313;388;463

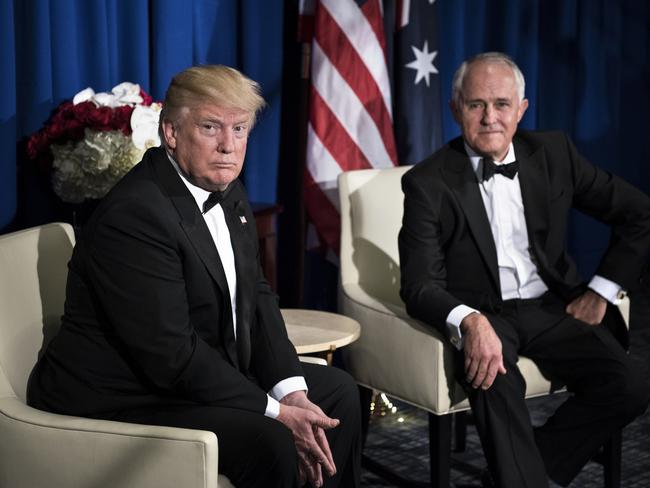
384;0;443;165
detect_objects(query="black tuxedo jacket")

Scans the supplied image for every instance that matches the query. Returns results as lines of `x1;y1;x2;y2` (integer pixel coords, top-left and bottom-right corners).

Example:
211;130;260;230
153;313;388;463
399;130;650;337
28;147;302;418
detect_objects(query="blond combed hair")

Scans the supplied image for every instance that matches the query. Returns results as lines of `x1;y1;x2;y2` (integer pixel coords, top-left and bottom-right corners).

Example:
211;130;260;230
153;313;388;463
160;65;266;133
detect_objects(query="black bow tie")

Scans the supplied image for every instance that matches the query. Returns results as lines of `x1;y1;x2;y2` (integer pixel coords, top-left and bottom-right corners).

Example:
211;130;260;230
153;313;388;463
202;188;230;214
482;158;519;181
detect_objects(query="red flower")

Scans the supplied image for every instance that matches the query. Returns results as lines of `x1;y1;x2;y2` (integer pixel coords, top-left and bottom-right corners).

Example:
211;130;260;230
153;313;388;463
26;130;49;159
50;101;75;124
112;105;135;134
86;106;113;130
63;118;85;141
71;101;97;125
139;89;153;106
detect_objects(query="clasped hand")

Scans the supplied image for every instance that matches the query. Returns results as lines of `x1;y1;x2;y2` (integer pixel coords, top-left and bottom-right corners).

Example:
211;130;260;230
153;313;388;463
565;289;607;325
277;390;338;487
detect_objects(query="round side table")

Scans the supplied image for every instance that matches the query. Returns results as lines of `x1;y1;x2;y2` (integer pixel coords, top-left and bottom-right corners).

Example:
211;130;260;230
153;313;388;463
281;309;361;365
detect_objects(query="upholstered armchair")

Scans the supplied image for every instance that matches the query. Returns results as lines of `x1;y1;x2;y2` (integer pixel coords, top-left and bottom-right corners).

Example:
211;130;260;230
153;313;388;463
0;223;234;488
338;166;627;487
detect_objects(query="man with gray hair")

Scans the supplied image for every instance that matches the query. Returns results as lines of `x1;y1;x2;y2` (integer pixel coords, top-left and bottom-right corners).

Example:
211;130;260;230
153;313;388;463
28;65;361;487
399;52;650;487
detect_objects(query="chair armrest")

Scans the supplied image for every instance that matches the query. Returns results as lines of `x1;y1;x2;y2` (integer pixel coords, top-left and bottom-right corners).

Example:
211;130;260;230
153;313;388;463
340;283;465;414
341;285;630;415
299;355;328;366
0;397;219;488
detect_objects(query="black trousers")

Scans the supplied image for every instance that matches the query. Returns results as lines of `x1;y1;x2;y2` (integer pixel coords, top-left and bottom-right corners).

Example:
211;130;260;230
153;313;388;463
113;363;362;488
461;292;648;488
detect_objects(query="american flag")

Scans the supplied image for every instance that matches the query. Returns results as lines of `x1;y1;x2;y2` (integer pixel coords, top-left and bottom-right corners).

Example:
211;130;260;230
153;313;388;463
300;0;441;253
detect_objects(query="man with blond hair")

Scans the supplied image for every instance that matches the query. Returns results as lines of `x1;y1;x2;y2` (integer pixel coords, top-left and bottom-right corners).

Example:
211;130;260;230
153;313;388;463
28;65;361;488
399;52;650;487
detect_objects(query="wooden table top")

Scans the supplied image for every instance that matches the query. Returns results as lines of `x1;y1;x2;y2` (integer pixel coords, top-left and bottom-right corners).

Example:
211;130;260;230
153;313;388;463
281;308;361;354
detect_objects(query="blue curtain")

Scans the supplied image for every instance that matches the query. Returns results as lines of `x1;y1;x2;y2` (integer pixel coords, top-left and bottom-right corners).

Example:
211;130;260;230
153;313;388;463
0;1;17;231
436;0;650;275
3;0;649;277
2;0;283;232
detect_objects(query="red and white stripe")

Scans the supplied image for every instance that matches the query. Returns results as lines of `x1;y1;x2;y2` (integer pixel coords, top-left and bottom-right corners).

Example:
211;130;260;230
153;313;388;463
303;0;398;252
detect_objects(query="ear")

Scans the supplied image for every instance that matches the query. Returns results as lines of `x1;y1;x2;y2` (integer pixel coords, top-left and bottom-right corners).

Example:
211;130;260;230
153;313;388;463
517;98;529;122
162;120;177;150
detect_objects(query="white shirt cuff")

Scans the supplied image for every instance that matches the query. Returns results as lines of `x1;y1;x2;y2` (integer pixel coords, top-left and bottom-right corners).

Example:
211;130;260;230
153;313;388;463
446;305;479;350
589;275;626;305
265;395;281;418
269;376;308;400
265;376;308;418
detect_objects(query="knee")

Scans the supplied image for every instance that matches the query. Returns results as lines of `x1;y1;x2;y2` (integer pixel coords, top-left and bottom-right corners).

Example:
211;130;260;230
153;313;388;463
617;372;649;419
475;365;525;398
255;422;300;484
328;368;362;421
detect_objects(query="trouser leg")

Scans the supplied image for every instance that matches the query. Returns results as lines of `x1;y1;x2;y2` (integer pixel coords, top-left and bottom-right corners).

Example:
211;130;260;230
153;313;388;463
461;314;549;488
113;364;361;488
113;404;300;488
302;362;363;488
518;296;649;486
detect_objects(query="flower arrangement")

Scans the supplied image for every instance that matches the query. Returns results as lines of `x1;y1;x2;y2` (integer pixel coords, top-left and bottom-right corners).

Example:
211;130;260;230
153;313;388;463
27;82;162;203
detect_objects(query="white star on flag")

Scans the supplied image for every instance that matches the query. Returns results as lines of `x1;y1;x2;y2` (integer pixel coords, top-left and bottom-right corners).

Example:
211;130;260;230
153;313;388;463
405;41;438;87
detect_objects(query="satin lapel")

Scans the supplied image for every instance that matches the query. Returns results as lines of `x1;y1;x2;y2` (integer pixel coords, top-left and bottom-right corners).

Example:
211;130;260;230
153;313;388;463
515;138;550;256
222;185;255;372
150;149;238;366
442;148;501;291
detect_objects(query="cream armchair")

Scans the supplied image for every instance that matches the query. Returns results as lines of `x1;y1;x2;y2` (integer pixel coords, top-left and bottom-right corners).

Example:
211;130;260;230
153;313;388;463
338;166;627;487
0;223;233;488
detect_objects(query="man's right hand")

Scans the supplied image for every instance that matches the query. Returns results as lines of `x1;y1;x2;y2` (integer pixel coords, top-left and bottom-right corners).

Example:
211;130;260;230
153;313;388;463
460;312;506;390
276;395;339;487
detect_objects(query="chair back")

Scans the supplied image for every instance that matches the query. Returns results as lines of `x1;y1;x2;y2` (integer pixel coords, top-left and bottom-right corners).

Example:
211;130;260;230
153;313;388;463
0;223;75;402
338;166;412;306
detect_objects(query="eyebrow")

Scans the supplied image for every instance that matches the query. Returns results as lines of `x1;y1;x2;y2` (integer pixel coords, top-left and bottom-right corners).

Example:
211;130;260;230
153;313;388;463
464;97;512;104
202;115;249;125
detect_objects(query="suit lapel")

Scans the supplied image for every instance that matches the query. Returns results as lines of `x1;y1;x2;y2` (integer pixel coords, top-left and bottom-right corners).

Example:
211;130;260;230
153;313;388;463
514;136;551;256
442;141;500;291
149;148;238;366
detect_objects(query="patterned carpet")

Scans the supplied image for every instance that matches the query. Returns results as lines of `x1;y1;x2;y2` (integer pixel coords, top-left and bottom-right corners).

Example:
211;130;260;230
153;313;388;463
360;282;650;487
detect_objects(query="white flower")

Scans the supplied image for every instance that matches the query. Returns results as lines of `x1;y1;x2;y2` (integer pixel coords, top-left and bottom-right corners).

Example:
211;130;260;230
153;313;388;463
131;103;162;149
111;82;143;106
91;92;118;108
72;87;95;105
72;82;143;108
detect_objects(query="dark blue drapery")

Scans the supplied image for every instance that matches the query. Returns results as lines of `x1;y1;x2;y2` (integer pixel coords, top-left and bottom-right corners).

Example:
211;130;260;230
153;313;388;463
2;0;283;231
2;0;649;277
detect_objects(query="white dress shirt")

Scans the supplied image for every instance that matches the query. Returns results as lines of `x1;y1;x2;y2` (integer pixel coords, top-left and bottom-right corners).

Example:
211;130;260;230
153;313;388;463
168;154;307;416
445;143;625;349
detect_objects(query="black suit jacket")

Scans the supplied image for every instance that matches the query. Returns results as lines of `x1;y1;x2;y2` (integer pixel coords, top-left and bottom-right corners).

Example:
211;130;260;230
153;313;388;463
399;130;650;337
28;147;302;418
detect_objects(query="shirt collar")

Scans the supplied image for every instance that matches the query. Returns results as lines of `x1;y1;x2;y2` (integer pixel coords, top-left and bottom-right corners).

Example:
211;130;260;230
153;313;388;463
464;141;516;180
166;151;214;213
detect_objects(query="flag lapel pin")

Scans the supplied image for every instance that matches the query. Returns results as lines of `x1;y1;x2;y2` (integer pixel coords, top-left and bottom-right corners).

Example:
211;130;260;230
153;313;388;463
239;215;247;225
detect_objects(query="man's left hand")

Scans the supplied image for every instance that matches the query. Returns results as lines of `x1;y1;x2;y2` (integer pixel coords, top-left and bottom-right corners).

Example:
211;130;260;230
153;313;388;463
566;289;607;325
280;391;337;486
